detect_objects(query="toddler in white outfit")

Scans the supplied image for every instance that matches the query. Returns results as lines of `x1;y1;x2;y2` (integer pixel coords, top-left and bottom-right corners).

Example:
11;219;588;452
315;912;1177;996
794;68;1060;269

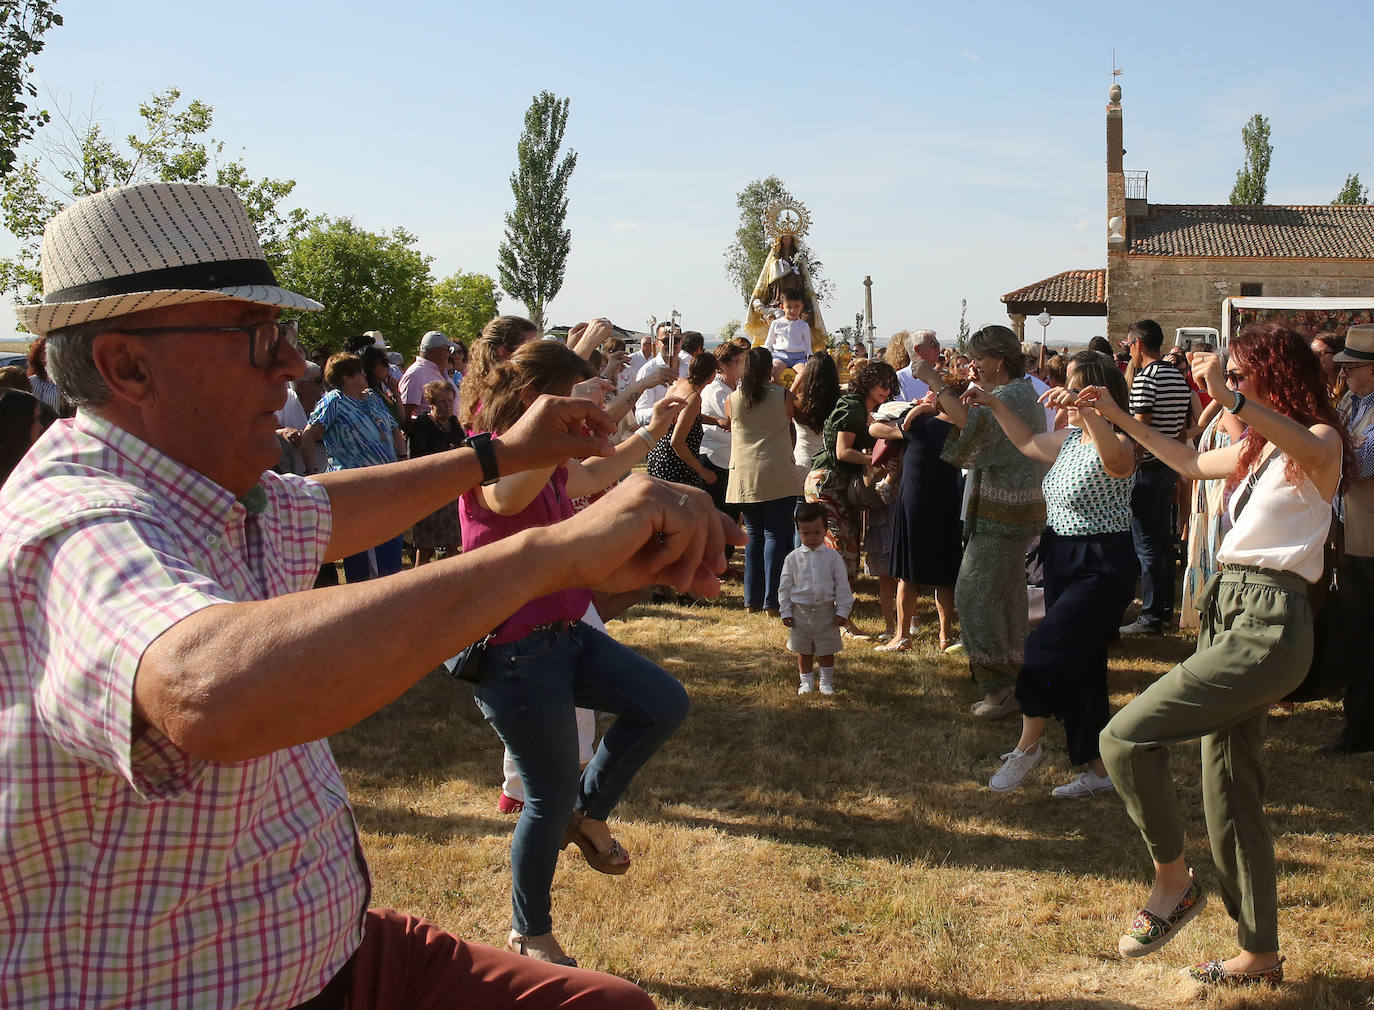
779;503;854;696
767;292;812;381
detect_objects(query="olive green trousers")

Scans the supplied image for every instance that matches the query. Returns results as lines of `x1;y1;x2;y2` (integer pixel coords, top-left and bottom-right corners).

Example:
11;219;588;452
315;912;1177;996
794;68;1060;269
1100;565;1312;953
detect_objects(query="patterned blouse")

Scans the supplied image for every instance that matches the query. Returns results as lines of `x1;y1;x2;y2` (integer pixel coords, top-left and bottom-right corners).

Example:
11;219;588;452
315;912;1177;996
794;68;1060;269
941;376;1048;539
308;389;398;471
1042;428;1133;535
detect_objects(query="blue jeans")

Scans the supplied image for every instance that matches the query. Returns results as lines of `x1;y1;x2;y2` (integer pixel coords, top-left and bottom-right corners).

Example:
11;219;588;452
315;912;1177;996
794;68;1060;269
474;622;689;936
739;497;797;611
342;534;404;583
1129;465;1177;629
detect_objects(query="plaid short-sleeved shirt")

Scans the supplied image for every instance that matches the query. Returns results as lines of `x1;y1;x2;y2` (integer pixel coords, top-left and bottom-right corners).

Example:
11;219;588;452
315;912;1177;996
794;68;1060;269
0;412;368;1009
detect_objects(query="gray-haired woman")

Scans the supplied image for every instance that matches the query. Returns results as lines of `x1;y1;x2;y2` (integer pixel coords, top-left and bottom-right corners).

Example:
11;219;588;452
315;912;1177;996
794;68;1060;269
910;325;1048;717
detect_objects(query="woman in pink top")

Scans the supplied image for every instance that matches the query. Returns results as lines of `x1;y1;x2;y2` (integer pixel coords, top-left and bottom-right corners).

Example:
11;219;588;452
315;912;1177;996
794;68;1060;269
459;340;688;969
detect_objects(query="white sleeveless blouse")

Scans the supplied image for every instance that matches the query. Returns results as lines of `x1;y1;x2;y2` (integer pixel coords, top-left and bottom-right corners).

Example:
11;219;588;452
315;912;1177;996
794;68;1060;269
1216;452;1333;582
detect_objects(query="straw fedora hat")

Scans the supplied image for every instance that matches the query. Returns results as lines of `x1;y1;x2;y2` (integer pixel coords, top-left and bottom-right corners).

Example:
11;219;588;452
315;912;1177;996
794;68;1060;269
1334;323;1374;364
14;181;321;336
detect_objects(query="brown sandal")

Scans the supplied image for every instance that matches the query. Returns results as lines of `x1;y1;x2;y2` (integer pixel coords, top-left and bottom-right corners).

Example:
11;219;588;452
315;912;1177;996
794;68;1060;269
563;811;631;875
507;930;577;967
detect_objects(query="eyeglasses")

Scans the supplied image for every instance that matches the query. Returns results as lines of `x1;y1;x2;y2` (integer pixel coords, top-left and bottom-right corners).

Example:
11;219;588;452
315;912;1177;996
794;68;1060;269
1224;369;1246;385
115;318;300;370
1338;362;1373;373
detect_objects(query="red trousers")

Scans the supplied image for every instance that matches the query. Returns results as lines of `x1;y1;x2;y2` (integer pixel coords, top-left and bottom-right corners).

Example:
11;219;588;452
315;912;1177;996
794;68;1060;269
306;909;655;1010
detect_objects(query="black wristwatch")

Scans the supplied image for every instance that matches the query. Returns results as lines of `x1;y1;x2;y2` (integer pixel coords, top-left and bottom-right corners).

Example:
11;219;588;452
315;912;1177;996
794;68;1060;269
468;431;501;486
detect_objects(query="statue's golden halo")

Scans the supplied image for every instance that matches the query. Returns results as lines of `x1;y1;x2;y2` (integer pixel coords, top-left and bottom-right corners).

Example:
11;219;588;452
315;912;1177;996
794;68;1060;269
761;197;811;244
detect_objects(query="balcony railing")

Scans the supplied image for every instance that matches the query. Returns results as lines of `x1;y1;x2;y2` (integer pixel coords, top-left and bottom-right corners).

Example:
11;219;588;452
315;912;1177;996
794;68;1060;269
1125;170;1148;202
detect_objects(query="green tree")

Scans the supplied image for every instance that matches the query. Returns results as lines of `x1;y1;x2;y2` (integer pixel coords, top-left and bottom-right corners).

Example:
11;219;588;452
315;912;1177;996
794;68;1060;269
0;86;303;304
0;0;62;177
276;217;435;358
957;298;970;353
497;91;576;334
1332;172;1369;205
722;176;833;305
419;270;501;344
1229;113;1272;205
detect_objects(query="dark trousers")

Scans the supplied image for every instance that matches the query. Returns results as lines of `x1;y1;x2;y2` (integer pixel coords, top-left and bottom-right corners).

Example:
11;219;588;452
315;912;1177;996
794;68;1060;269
1129;464;1177;628
1335;555;1374;750
1017;530;1138;765
739;497;797;611
703;458;737;559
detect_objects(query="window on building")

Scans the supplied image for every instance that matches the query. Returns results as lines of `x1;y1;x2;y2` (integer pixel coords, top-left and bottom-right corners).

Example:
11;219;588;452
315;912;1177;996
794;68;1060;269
1240;282;1264;297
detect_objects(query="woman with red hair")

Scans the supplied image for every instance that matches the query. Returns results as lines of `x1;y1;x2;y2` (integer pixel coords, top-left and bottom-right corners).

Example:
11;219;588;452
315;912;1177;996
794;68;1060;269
1080;323;1351;988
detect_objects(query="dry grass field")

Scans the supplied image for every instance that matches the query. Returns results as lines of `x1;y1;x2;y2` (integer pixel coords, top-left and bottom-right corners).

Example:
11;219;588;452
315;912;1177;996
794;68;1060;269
332;576;1374;1009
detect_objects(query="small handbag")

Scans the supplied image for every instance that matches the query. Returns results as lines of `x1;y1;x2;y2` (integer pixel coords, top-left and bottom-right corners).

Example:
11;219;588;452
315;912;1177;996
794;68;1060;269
442;634;492;684
845;469;887;510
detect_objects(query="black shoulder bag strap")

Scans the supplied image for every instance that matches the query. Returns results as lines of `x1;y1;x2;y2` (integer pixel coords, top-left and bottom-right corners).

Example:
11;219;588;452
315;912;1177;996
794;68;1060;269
1230;449;1281;522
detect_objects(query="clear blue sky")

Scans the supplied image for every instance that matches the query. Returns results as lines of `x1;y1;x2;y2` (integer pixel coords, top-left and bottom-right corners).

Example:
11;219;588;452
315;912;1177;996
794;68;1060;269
11;0;1373;345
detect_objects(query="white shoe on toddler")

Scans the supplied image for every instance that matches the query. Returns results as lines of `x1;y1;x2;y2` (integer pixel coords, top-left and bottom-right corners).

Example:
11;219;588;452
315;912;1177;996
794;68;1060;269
798;672;816;695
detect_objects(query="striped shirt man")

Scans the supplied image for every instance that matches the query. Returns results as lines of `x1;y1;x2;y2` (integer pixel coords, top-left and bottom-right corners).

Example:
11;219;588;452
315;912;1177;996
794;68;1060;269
1129;360;1193;462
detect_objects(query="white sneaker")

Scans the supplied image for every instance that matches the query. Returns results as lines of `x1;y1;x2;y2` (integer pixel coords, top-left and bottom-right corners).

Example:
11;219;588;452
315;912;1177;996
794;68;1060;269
1052;770;1116;798
989;744;1044;792
818;671;835;695
908;618;919;637
1118;617;1161;635
798;673;816;695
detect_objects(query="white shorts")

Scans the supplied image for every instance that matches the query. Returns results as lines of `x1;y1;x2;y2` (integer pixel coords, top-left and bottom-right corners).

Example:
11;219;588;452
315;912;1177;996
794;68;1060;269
786;602;843;656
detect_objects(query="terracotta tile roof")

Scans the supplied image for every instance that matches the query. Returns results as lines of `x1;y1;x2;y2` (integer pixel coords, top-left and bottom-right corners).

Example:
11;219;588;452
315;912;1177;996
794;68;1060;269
1001;269;1106;307
1127;204;1374;258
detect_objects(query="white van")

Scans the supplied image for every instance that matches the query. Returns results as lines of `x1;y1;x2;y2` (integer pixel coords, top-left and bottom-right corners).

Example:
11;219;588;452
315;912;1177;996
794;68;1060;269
1174;327;1219;351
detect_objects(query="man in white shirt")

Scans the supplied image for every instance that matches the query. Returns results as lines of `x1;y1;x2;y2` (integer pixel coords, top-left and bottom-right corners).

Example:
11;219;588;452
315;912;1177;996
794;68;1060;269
897;329;940;402
276;362;327;476
626;332;654;380
634;323;682;425
400;331;455;419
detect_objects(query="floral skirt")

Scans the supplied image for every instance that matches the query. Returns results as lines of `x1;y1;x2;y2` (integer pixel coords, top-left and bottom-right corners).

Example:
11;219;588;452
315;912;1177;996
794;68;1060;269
955;531;1035;692
804;467;862;580
412;501;461;548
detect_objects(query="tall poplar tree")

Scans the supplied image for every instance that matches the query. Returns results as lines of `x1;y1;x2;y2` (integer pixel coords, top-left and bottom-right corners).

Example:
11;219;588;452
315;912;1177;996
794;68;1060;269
497;91;576;334
1229;113;1272;205
1332;173;1369;205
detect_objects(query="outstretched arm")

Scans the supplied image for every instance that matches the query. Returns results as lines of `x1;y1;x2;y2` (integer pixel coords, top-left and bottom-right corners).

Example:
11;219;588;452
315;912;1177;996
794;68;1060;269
962;385;1068;464
1072;397;1136;478
1077;386;1243;480
134;476;746;762
314;395;617;555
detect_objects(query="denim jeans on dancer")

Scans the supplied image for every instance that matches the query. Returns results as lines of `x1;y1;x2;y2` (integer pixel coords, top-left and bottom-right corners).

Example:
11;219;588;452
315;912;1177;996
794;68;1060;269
342;534;404;583
1129;464;1177;629
474;622;689;937
739;497;796;611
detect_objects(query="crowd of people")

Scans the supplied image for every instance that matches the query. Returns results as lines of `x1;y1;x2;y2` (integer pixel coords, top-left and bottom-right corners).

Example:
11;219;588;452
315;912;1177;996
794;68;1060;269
1;179;1371;1008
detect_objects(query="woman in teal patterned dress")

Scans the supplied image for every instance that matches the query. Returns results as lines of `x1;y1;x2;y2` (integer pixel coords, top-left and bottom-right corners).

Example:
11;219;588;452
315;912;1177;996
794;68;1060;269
963;352;1140;796
911;326;1047;716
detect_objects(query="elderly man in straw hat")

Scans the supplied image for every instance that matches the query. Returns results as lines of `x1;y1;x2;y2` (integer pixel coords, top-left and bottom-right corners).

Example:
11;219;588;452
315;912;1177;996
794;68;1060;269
0;181;741;1010
1326;323;1374;753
